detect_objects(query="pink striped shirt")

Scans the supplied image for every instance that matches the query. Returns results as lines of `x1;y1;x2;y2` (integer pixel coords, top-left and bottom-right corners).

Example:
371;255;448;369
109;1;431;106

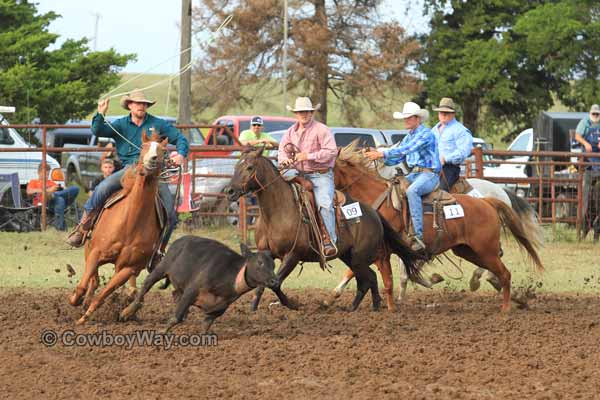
277;120;337;172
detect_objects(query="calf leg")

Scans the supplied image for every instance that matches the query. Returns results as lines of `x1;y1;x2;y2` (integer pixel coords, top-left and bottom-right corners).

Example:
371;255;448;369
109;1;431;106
165;287;199;333
251;253;298;311
120;264;168;321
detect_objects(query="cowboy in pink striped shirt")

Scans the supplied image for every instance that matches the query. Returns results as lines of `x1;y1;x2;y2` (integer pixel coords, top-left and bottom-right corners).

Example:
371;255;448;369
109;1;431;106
278;97;338;256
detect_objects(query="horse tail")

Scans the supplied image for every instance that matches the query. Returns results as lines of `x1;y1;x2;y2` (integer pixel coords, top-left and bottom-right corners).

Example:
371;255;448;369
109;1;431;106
482;198;544;273
504;189;544;248
378;212;425;282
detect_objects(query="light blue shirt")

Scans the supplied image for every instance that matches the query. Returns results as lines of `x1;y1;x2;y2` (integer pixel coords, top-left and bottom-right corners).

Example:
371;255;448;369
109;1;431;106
382;124;441;173
432;118;473;165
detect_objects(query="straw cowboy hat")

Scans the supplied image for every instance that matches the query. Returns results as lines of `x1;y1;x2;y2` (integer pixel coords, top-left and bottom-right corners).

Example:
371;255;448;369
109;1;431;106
286;97;321;112
393;102;429;121
433;97;457;113
120;89;156;110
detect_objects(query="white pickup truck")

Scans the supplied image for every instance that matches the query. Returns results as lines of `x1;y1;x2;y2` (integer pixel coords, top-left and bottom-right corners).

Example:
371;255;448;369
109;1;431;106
0;107;64;205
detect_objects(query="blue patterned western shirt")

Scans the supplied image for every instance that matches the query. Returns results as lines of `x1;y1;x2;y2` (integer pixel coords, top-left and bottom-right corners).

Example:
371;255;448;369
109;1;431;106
382;124;441;173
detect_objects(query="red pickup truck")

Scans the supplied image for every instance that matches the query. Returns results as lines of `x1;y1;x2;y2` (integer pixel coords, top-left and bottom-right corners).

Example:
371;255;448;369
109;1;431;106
191;115;295;210
203;115;296;146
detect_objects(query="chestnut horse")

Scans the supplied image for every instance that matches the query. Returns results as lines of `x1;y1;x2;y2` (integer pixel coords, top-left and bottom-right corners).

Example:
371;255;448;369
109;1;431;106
69;132;167;324
224;148;422;312
334;144;544;311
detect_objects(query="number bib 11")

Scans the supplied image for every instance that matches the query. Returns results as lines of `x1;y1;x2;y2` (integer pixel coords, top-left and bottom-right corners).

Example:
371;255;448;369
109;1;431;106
443;204;464;219
342;202;362;219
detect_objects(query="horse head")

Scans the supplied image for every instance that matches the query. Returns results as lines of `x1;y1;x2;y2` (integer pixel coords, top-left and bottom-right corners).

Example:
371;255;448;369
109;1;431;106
139;130;168;175
225;147;271;201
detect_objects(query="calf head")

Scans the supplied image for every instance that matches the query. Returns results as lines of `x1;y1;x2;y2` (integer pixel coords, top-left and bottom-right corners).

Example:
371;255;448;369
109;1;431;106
241;243;278;289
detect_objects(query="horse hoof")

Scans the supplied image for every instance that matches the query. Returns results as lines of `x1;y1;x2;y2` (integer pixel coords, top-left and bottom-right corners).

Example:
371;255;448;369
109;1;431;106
69;294;83;307
430;273;444;284
469;273;481;292
119;302;142;321
125;287;137;300
76;315;88;325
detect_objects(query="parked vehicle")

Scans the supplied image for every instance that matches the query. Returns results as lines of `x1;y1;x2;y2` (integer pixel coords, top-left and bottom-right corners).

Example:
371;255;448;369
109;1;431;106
192;115;296;207
0;107;64;205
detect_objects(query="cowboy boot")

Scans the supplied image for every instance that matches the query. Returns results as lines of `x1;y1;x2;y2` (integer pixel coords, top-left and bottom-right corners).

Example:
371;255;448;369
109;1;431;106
65;209;98;248
316;214;337;257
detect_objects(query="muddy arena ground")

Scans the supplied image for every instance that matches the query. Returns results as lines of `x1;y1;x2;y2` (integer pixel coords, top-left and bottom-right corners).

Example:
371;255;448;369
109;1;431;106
1;288;600;399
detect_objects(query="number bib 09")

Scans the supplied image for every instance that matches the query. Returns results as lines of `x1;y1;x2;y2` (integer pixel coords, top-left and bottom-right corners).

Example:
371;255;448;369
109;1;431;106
342;202;362;220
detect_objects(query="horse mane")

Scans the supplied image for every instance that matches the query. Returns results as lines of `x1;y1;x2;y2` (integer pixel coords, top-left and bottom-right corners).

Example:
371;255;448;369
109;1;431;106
120;167;137;192
337;140;387;183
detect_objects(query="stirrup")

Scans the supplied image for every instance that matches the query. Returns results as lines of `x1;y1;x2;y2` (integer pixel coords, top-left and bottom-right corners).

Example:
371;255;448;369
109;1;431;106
410;236;426;252
323;241;338;257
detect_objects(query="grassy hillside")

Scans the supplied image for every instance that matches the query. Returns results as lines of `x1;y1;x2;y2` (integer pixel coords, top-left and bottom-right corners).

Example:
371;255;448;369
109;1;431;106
103;73;179;118
100;73;411;129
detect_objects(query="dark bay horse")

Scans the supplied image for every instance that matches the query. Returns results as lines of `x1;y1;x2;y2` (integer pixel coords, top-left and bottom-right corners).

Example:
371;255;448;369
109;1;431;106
334;144;544;311
224;148;421;311
68;132;167;324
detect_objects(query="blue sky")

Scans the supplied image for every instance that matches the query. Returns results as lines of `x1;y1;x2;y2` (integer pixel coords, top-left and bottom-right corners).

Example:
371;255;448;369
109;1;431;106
37;0;426;74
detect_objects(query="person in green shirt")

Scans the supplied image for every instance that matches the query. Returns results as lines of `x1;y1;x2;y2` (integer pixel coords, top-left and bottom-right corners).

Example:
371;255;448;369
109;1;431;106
66;89;189;261
238;116;278;148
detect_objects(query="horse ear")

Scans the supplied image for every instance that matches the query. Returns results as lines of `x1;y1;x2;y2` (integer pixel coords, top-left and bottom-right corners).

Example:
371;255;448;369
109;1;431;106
161;137;168;147
256;146;265;157
240;243;251;258
142;129;148;143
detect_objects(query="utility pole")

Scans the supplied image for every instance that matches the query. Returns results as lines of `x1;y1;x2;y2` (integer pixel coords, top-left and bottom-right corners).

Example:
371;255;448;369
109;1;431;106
91;12;101;51
178;0;192;127
283;0;288;114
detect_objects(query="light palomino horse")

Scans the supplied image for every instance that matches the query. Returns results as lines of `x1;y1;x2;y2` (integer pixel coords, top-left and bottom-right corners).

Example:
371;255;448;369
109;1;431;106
333;143;544;311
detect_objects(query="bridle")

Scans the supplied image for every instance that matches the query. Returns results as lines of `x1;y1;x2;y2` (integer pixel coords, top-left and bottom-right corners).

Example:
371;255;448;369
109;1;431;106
240;155;287;196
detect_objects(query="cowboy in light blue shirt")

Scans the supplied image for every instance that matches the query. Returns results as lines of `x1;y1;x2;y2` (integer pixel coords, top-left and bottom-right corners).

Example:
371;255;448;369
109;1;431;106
432;98;473;191
365;102;440;252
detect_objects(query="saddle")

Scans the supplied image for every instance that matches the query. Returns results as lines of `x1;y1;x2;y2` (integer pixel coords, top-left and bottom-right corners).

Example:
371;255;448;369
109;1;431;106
375;177;459;253
86;186;168;245
449;177;474;195
290;176;349;265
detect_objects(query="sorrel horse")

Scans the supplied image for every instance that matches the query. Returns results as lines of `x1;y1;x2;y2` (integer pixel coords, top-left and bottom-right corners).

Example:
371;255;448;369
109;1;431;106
333;143;544;311
224;148;422;312
68;132;167;324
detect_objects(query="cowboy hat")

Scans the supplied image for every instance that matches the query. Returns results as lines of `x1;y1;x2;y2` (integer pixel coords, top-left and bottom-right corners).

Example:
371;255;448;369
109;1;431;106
286;97;321;112
433;97;457;113
120;89;156;110
393;102;429;121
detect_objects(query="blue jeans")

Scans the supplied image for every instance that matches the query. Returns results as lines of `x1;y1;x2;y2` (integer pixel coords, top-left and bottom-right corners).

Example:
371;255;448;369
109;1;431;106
406;172;439;238
50;186;80;230
282;169;337;244
84;167;177;244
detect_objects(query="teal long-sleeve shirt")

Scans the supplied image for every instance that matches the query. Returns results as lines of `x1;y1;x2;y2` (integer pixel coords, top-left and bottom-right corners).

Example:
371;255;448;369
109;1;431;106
91;112;189;166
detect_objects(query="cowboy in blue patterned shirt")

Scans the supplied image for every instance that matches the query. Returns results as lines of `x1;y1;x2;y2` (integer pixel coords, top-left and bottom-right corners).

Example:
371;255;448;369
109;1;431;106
365;102;441;251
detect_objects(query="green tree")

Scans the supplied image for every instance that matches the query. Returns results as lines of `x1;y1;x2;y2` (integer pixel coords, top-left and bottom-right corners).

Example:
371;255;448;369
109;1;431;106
419;0;553;138
514;0;600;110
192;0;420;125
0;0;134;123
